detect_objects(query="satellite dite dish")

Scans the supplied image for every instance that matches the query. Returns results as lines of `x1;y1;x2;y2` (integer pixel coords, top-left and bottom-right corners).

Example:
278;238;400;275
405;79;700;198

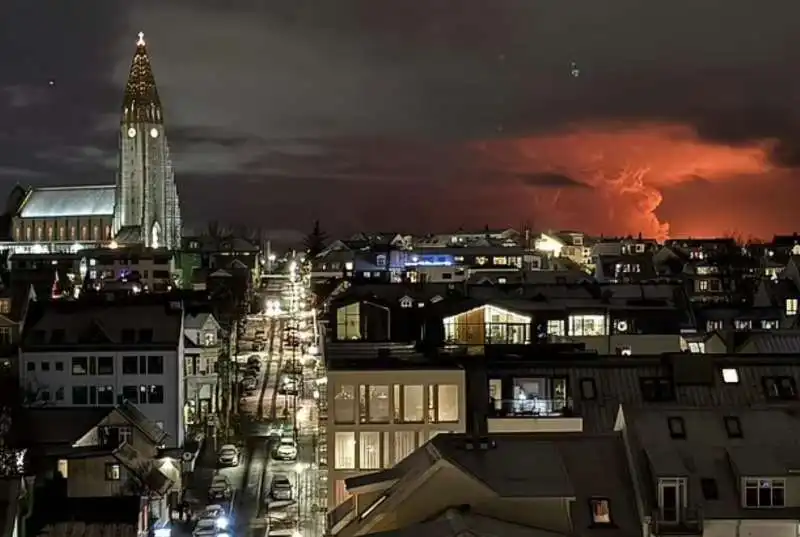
181;451;194;462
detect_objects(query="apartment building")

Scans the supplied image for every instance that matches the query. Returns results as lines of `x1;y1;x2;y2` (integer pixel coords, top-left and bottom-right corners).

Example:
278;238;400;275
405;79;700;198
82;246;174;293
183;311;221;424
19;297;186;447
335;405;800;537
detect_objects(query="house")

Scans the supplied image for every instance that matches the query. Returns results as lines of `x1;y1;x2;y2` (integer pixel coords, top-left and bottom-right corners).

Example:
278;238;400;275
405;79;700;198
26;496;147;537
0;282;36;367
19;297;186;447
82;246;174;293
183;311;221;425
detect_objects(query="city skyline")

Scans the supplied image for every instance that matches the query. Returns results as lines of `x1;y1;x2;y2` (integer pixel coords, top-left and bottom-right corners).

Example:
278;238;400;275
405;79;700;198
2;1;800;240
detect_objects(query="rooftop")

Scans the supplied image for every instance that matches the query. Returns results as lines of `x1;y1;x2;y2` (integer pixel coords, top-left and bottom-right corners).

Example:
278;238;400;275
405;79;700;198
18;185;115;219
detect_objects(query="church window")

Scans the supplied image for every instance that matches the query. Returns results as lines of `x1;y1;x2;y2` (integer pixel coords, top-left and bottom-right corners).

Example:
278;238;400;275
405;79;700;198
70;226;76;240
25;227;31;241
59;227;65;240
81;226;88;240
105;226;111;239
47;227;53;241
36;227;43;241
14;227;19;240
93;226;99;240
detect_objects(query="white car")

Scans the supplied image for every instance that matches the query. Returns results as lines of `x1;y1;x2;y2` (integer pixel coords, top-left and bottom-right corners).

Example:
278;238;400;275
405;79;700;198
192;518;217;537
203;505;225;519
217;445;239;467
209;474;232;501
273;437;297;461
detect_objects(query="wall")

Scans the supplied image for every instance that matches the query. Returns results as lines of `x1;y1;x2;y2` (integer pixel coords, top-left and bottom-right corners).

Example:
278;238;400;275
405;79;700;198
703;520;798;537
554;334;682;355
20;350;183;447
65;455;128;497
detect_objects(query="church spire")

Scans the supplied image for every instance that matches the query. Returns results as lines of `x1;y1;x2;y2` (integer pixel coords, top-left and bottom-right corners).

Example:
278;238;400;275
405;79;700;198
122;32;162;125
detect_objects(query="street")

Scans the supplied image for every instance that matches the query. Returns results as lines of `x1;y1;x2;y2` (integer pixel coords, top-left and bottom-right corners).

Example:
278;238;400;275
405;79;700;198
186;266;324;537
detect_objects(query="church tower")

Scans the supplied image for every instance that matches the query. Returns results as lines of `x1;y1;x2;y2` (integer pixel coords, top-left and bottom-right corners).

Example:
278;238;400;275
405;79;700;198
115;32;181;250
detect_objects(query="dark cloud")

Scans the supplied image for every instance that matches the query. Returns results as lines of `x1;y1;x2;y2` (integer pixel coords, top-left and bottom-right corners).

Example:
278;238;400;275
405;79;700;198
516;172;587;189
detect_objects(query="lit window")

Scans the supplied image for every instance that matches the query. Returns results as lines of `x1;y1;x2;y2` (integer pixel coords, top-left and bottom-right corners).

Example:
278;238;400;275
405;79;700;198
590;498;612;525
698;280;709;291
429;384;459;423
393;431;416;464
688;342;706;353
358;431;381;470
333;385;356;424
105;463;121;481
722;368;739;384
493;256;508;265
787;299;798;316
394;384;423;423
334;432;355;469
547;319;565;336
475;256;488;266
568;314;608;336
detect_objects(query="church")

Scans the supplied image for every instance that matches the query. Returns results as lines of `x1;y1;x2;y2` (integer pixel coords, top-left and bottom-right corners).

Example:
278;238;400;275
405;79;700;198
7;33;181;253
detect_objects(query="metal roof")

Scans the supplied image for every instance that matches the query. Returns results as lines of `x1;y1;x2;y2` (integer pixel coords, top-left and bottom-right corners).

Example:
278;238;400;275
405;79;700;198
19;185;115;218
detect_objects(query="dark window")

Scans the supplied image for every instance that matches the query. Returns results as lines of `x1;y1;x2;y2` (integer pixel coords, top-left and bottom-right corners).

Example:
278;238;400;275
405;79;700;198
40;390;50;402
89;386;97;404
146;385;164;404
25;362;34;372
55;387;64;400
55;361;64;371
724;416;743;438
589;498;612;525
139;329;153;343
121;329;136;343
639;377;675;402
122;385;139;403
139;356;147;374
71;357;87;375
88;357;96;375
97;357;113;375
762;376;797;400
50;329;65;343
72;386;88;404
700;478;719;500
122;356;138;375
97;386;114;405
579;378;597;400
667;417;686;439
41;361;50;371
147;355;164;375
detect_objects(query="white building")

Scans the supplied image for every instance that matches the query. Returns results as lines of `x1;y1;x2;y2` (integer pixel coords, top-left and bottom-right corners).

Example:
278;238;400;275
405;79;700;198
19;298;186;448
183;311;221;424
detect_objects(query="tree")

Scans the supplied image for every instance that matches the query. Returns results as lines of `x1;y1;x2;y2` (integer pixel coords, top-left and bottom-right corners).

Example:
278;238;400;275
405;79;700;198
304;220;329;258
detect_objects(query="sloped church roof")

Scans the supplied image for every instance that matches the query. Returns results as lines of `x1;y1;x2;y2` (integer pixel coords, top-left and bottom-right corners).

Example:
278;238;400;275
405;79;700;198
123;32;162;124
18;185;115;218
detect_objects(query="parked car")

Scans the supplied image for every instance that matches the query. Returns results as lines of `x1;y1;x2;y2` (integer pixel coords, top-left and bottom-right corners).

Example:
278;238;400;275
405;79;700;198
282;362;302;375
270;474;293;500
273;437;298;461
241;377;258;392
202;505;225;519
208;474;232;501
247;355;261;366
192;518;218;537
217;444;240;467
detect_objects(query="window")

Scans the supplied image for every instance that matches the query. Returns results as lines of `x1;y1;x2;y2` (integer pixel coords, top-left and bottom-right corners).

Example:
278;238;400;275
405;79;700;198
359;432;381;470
762;376;797;400
334;432;355;469
122;356;137;374
147;356;164;375
72;386;88;405
393;384;424;422
55;361;64;372
546;319;565;337
579;378;597;400
118;426;133;445
640;377;675;402
667;417;686;439
359;385;390;423
568;314;608;336
724;416;743;438
97;385;115;405
333;385;355;424
0;300;10;315
721;368;739;384
743;479;785;508
688;341;705;353
336;303;361;339
105;463;121;481
658;478;687;522
57;459;68;479
393;431;416;464
762;320;779;330
429;384;459;423
786;298;798;316
71;357;87;375
97;356;113;375
700;478;718;500
144;385;164;404
734;320;752;331
26;362;34;372
706;319;723;331
41;361;50;372
399;296;413;309
122;385;139;403
0;327;11;345
55;387;64;401
590;498;612;525
698;280;709;291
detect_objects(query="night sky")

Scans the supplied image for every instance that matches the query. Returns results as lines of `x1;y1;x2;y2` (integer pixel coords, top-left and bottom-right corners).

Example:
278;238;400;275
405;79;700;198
2;1;800;242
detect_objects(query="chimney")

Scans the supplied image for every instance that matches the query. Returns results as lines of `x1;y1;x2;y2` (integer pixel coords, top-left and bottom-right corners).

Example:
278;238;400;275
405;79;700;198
463;356;492;446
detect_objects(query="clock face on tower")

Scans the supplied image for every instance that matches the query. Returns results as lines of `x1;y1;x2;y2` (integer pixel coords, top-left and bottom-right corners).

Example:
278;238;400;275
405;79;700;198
127;127;137;138
150;128;159;138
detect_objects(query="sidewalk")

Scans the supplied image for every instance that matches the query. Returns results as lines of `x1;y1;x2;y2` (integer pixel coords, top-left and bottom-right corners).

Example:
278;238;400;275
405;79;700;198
183;440;218;507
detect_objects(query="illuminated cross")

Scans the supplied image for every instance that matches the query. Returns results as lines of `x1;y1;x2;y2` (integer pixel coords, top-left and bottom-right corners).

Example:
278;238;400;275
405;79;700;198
137;32;146;46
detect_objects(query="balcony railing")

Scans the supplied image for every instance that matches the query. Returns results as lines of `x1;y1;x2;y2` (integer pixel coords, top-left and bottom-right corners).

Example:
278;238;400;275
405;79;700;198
488;397;575;418
649;507;703;535
327;495;355;532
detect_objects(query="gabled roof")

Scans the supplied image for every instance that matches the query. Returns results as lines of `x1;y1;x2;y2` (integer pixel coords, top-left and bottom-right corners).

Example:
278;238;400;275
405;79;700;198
25;408;112;447
116;400;168;445
123;32;162;124
18;185;115;218
368;508;569;537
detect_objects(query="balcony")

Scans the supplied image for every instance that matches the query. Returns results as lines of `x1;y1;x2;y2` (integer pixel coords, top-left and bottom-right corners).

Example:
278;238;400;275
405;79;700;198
487;398;583;433
327;496;355;534
649;507;703;535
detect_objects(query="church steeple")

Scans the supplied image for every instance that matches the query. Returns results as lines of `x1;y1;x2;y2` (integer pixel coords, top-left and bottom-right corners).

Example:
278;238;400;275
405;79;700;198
122;32;162;125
